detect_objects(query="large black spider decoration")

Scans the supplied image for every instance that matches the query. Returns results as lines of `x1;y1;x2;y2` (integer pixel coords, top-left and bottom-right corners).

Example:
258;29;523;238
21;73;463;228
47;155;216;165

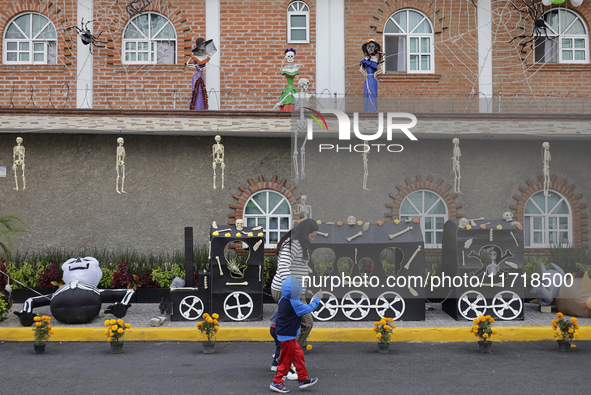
118;0;151;15
65;18;105;54
508;0;553;51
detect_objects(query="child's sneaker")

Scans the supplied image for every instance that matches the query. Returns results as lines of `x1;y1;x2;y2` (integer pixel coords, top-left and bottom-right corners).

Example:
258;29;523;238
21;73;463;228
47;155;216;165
270;365;277;372
286;368;298;380
298;377;318;389
270;381;290;393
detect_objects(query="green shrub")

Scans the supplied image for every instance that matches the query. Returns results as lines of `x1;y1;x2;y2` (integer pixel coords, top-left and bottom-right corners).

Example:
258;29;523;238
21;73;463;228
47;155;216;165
5;261;38;289
99;267;115;288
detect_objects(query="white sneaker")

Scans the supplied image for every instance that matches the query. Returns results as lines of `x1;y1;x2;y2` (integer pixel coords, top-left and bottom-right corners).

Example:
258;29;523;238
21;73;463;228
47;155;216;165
286;369;298;381
271;365;277;372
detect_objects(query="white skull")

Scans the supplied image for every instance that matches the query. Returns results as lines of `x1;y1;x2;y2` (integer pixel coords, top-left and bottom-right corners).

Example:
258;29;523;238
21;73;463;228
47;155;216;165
458;218;469;228
503;211;513;222
347;216;356;225
285;51;295;63
16;137;23;145
300;195;307;204
298;78;309;92
235;219;244;231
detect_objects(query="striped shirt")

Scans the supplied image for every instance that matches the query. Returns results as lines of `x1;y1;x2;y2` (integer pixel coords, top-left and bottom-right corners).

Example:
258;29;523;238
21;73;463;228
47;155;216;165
271;239;310;294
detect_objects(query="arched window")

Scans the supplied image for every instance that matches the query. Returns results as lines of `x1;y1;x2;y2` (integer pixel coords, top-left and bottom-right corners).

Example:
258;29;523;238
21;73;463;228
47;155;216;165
400;190;447;248
287;1;310;44
383;9;434;73
3;13;57;64
535;9;588;63
244;190;292;247
524;191;572;247
123;13;176;64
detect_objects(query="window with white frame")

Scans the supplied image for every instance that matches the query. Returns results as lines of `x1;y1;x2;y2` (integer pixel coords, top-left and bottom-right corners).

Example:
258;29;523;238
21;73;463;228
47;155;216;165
400;190;447;248
383;9;434;73
535;9;588;64
123;13;176;64
287;1;310;44
3;13;57;65
524;191;572;247
244;190;292;247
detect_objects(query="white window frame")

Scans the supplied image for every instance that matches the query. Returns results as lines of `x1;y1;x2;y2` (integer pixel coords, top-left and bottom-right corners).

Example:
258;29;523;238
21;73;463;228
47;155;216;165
383;8;434;74
3;13;57;65
525;191;572;248
400;190;447;248
244;190;292;248
535;9;589;64
122;12;177;65
287;1;310;44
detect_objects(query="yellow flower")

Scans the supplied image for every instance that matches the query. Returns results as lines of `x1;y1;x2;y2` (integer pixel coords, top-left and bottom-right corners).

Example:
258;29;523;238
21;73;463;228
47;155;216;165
117;328;124;334
207;318;213;324
551;320;557;326
110;319;116;325
387;318;394;322
384;325;390;330
117;319;123;325
568;328;574;334
556;312;563;319
214;326;219;331
213;231;219;236
49;331;54;335
473;325;479;331
490;318;495;323
224;233;231;237
574;324;579;329
48;325;52;330
34;316;41;322
571;317;577;322
125;323;131;329
466;225;472;230
552;326;557;330
258;232;264;237
574;333;579;338
316;220;322;225
492;330;497;335
554;333;558;337
197;322;203;328
473;318;479;324
376;333;382;339
374;322;380;326
212;313;219;319
357;220;363;226
380;318;387;325
496;225;502;230
111;325;118;331
479;316;486;322
483;333;489;338
105;329;110;335
203;313;210;318
394;219;400;225
469;328;473;333
104;320;111;326
485;315;491;320
392;325;396;329
373;327;379;332
108;337;112;342
306;344;312;350
236;233;242;237
214;319;219;325
572;344;577;348
35;322;42;327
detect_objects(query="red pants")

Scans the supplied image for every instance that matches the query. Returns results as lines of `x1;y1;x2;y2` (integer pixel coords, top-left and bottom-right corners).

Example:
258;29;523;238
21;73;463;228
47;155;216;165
272;339;308;383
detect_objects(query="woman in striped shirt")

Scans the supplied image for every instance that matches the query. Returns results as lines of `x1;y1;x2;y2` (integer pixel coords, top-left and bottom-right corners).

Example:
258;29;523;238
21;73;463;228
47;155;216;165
271;218;318;349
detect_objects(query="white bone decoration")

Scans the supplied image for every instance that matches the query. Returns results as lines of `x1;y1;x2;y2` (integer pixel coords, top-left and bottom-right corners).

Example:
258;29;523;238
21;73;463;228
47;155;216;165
542;142;551;197
215;256;223;276
226;281;248;286
212;135;225;189
347;231;363;242
452;138;461;194
116;137;126;194
464;238;473;249
510;231;519;246
408;285;419;297
13;137;26;191
316;231;329;237
253;239;263;251
389;226;413;240
404;245;422;270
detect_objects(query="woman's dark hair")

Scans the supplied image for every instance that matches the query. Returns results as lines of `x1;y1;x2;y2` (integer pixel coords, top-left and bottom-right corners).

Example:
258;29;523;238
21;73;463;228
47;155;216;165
276;218;319;260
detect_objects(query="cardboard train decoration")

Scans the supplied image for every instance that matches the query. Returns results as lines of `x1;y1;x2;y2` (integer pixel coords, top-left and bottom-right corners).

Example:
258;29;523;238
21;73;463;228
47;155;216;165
307;221;426;321
170;225;264;322
441;219;525;321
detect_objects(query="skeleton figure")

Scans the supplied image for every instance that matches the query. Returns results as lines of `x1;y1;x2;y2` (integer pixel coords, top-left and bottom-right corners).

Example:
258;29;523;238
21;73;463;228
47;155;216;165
278;48;302;111
542;142;551;196
297;195;312;219
12;137;25;191
363;141;369;190
116;137;126;194
486;250;499;276
273;78;321;183
503;211;514;222
452;138;461;194
212;135;225;189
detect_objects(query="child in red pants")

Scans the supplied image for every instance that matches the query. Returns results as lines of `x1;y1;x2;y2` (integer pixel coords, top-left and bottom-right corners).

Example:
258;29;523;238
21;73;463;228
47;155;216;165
270;276;322;393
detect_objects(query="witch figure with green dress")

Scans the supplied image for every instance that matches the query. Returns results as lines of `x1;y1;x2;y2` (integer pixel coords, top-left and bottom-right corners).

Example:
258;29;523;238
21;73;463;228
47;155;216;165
278;48;301;111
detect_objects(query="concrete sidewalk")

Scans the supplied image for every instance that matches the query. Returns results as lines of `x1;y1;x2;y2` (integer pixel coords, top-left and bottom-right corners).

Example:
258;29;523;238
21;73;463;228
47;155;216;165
1;302;590;342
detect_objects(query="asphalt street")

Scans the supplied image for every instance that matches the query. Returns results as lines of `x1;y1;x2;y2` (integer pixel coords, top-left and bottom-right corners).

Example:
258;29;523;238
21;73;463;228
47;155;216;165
1;341;589;394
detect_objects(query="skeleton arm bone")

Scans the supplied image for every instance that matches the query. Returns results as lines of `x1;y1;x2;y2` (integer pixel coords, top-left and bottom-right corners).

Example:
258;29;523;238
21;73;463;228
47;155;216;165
273;93;295;110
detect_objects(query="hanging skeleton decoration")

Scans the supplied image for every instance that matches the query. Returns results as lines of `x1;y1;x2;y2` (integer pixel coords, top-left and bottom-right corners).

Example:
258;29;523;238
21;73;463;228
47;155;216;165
14;257;134;325
273;78;320;183
212;135;225;189
65;18;105;54
12;137;25;191
363;141;369;190
297;195;312;219
116;137;126;194
542;142;551;196
452;138;461;194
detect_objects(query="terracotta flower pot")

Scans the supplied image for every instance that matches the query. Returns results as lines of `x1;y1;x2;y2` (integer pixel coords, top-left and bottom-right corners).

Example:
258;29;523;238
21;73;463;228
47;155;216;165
110;341;124;354
202;341;216;354
34;343;46;354
478;341;492;353
377;343;389;354
557;340;571;352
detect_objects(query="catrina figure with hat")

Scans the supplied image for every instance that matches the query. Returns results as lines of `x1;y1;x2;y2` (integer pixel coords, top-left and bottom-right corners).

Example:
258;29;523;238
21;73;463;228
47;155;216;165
186;38;217;110
359;39;384;112
278;48;302;111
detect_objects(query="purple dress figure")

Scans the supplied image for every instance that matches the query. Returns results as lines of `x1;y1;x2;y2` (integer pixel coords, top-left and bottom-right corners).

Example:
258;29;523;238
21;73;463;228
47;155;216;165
187;38;213;110
359;39;384;112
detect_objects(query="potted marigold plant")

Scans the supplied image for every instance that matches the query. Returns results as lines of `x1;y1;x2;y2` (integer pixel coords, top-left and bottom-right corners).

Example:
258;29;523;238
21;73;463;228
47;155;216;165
470;315;497;353
104;318;131;354
373;317;395;353
552;312;579;352
32;315;54;354
197;312;220;354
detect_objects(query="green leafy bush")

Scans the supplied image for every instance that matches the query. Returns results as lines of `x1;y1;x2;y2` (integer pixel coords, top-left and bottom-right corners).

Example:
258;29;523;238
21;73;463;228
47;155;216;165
5;261;38;289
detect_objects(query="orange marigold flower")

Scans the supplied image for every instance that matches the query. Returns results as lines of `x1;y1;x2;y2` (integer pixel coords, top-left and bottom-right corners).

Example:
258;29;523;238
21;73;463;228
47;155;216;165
413;218;420;224
483;333;489;338
212;313;219;319
387;318;394;322
572;344;577;348
492;330;497;335
571;317;577;322
568;328;574;334
373;327;379;332
480;224;487;229
574;333;579;338
337;221;343;226
110;319;116;325
473;318;479;324
377;221;383;226
117;319;124;326
554;333;558;337
35;322;42;327
34;316;41;322
104;320;111;327
479;316;486;322
376;333;382;339
117;328;124;334
556;312;563;319
306;344;312;350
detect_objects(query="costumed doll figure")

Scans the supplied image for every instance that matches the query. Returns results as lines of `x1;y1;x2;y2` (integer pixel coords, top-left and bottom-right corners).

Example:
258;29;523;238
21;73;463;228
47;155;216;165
278;48;302;111
187;38;217;110
359;39;384;112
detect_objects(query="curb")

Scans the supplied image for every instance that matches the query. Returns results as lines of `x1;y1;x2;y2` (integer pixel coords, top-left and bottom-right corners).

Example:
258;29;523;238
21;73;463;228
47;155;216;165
1;326;589;342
